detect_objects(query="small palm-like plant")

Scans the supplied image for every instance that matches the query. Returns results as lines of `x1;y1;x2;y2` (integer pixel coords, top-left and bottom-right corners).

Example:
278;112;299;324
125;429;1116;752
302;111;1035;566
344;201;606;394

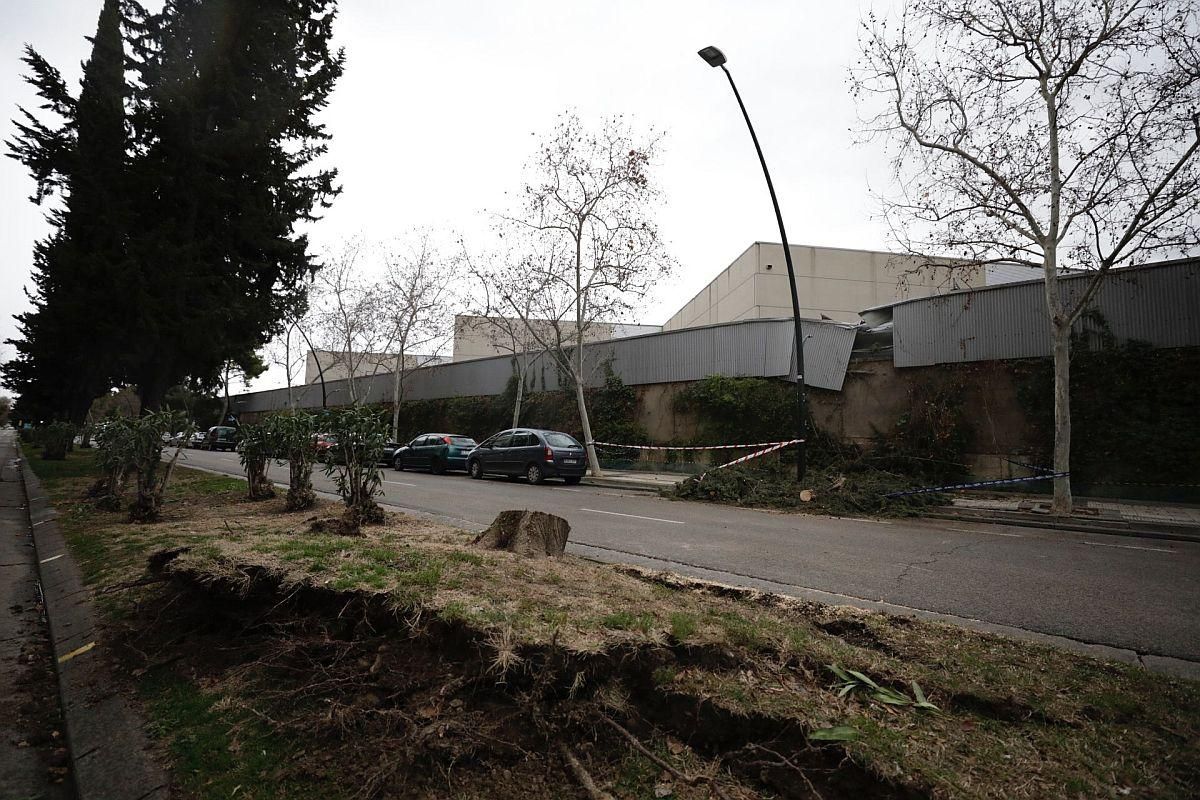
265;411;319;511
321;406;387;533
91;417;133;510
123;411;189;523
237;422;276;501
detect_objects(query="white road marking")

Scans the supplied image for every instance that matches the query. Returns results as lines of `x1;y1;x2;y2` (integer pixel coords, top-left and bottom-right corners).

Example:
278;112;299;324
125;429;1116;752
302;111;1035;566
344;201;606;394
383;480;418;488
579;508;684;525
948;527;1024;537
1081;540;1174;553
39;554;64;564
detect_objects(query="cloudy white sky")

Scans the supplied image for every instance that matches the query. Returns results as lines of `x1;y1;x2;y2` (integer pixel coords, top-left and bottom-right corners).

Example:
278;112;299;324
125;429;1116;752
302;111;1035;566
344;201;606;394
1;0;898;393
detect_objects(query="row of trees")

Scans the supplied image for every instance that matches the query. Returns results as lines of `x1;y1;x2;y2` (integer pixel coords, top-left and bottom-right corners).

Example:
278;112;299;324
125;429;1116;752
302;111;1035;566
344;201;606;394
269;112;676;477
3;0;345;421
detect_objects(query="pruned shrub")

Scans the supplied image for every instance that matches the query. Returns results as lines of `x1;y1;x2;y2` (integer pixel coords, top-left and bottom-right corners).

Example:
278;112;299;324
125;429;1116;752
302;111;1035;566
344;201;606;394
321;406;388;533
238;422;275;501
266;411;319;511
91;418;133;510
40;422;75;460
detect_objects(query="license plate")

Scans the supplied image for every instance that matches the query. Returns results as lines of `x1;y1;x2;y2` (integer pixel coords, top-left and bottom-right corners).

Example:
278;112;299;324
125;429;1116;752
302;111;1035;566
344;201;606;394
564;459;579;465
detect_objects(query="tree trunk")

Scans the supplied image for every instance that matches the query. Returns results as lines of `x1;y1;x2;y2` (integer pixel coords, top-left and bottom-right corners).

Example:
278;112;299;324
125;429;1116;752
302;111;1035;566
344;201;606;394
1050;323;1073;515
575;376;602;477
511;355;526;429
391;353;402;439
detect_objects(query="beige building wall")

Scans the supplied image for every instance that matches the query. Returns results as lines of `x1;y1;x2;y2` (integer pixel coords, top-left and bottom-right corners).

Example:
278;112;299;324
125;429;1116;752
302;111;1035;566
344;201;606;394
663;243;987;330
305;350;445;384
452;315;661;362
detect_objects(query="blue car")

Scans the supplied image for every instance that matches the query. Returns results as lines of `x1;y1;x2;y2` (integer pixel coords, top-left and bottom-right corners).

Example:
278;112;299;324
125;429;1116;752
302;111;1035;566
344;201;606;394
392;433;477;474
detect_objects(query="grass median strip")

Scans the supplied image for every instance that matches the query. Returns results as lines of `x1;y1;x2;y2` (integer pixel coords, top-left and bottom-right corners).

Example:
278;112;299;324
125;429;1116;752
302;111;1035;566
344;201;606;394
28;447;1200;799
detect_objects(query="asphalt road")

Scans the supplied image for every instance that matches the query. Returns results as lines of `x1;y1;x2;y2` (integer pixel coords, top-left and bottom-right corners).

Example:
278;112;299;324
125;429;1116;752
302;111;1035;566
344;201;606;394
177;448;1200;663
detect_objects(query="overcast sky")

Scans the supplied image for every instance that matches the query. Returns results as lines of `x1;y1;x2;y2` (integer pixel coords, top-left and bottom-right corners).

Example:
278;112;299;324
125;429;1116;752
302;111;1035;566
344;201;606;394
1;0;898;393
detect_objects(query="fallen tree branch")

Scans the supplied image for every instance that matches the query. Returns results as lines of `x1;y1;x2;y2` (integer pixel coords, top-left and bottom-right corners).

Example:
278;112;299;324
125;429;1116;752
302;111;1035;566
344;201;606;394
557;742;615;800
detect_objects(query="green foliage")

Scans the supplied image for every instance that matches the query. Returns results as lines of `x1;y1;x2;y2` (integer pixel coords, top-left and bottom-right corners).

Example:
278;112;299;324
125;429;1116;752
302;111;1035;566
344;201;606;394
674;375;798;445
40;421;75;460
321;407;388;532
827;664;939;712
870;378;972;484
1019;338;1200;498
93;411;190;521
673;462;949;517
237;422;275;501
265;411;319;511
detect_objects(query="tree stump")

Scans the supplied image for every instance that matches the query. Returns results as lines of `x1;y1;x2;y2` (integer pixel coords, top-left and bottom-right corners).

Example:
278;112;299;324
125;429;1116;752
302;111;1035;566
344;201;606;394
473;510;570;558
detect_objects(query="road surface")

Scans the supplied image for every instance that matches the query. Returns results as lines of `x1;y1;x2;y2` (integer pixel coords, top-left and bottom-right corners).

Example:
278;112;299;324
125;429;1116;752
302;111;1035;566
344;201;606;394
176;448;1200;666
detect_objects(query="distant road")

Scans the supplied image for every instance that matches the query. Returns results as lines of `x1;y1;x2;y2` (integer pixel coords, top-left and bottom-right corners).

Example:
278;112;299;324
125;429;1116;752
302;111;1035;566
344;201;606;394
177;448;1200;665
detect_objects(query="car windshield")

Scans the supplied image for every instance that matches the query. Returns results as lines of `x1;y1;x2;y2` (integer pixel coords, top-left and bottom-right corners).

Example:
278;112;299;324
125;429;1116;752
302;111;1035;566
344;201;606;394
450;437;476;446
544;432;581;448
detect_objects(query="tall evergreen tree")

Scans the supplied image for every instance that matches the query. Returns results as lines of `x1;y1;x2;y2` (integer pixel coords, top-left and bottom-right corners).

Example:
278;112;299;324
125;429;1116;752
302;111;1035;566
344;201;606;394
124;0;344;409
3;0;129;422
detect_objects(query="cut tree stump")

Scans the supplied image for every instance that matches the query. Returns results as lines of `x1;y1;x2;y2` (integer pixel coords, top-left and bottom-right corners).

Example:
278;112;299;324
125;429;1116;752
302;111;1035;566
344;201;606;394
473;510;570;557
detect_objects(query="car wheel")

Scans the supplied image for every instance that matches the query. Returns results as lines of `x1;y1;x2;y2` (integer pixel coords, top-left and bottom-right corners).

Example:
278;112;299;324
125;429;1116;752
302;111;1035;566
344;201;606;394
394;454;405;471
431;457;446;475
526;463;544;485
563;476;581;485
468;460;483;480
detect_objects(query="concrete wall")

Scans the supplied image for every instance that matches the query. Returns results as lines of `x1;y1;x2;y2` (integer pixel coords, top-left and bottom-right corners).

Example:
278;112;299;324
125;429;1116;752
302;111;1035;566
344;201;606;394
664;242;984;330
305;350;444;384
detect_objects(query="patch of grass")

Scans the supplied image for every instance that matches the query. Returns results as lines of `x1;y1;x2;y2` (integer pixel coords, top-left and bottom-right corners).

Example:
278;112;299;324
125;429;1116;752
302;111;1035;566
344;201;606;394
141;671;342;800
26;446;100;480
601;610;656;633
668;612;698;641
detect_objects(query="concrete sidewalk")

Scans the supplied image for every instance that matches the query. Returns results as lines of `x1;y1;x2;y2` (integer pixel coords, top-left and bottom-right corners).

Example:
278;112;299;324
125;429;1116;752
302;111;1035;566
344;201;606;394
0;431;72;798
930;494;1200;542
15;434;169;800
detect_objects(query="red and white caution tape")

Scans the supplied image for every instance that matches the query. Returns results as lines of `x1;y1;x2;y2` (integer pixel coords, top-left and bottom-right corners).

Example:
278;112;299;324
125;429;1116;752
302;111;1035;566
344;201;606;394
590;439;799;451
693;439;804;480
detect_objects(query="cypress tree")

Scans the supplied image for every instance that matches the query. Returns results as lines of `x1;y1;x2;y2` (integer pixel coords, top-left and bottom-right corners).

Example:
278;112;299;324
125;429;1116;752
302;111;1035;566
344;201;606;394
124;0;345;409
3;0;129;422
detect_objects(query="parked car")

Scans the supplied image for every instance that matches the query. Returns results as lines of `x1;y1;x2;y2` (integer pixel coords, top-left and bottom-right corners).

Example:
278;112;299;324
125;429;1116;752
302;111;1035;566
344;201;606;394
188;431;207;449
466;429;586;485
202;425;238;452
392;433;477;474
314;433;337;461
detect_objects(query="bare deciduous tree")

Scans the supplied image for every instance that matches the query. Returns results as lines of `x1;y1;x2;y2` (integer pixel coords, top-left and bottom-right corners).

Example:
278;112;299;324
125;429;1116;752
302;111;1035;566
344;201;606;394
461;244;554;428
307;237;393;406
500;112;675;476
382;231;455;439
854;0;1200;513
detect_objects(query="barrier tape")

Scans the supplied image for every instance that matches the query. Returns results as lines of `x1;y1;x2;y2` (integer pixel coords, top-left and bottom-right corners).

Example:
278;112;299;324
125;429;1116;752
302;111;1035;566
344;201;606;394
698;439;804;481
1003;457;1055;475
884;472;1070;498
591;439;800;451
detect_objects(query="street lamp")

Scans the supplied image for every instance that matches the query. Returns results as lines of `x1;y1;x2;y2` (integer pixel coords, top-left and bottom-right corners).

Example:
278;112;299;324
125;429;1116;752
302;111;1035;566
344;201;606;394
697;45;808;481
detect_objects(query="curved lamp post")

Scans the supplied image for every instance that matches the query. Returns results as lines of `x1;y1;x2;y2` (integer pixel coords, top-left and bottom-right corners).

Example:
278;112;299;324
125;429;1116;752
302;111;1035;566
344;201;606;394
697;45;807;481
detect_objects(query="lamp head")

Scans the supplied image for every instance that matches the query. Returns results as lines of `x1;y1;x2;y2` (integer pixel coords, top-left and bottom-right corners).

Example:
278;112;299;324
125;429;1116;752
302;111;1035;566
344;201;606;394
697;46;726;68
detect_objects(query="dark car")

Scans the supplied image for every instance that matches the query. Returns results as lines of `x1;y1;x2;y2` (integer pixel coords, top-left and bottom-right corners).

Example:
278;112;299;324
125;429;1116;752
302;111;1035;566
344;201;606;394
393;433;477;474
466;429;586;485
202;425;238;452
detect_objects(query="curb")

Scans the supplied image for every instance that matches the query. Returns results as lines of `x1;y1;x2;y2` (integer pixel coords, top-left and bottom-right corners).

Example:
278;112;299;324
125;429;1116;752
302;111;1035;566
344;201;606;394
925;509;1200;543
579;477;668;493
18;447;169;800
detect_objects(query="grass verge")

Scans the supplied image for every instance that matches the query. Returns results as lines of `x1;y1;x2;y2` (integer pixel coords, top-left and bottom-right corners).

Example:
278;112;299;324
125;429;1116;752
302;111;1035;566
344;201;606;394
28;448;1200;799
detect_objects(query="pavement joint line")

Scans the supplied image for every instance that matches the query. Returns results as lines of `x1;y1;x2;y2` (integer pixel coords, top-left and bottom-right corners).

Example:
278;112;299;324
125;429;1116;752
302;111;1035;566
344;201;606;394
1081;540;1174;553
579;507;685;525
947;527;1024;537
40;553;64;563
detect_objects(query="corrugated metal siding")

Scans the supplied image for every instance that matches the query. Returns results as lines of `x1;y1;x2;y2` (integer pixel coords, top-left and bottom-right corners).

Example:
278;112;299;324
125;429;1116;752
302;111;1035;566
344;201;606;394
892;260;1200;367
231;318;857;414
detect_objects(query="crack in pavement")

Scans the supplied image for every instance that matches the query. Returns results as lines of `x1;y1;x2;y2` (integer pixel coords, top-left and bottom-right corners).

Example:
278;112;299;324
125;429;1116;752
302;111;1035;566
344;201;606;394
895;539;985;586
